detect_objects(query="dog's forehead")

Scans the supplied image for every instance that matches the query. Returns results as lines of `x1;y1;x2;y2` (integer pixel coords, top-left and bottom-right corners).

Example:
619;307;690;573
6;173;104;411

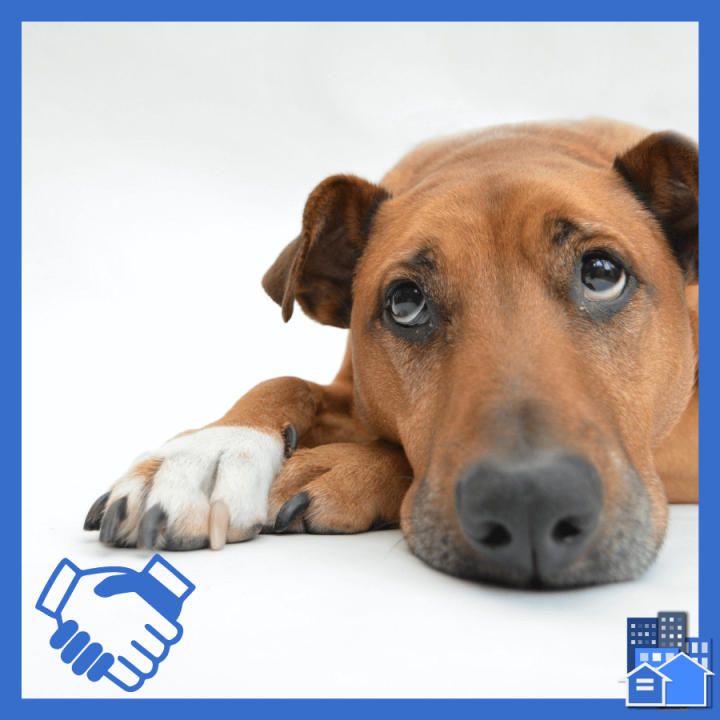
362;154;677;293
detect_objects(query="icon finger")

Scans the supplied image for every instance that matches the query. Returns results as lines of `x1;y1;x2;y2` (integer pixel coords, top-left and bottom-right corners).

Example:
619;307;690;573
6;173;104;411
108;659;143;690
120;645;154;675
71;642;103;676
133;627;165;659
50;619;78;649
61;631;90;664
87;652;115;682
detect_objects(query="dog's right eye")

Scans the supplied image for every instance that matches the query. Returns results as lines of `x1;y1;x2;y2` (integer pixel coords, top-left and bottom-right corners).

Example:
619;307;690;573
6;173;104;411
389;282;429;326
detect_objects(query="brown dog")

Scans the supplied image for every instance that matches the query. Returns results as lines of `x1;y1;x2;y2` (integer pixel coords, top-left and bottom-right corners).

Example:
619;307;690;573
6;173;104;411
84;119;698;589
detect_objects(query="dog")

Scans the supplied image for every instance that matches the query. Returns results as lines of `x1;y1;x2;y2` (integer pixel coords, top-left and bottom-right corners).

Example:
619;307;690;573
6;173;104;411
84;118;698;589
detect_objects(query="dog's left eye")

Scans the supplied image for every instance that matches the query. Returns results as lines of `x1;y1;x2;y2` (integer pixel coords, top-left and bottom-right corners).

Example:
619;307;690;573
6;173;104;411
581;253;627;301
389;282;429;325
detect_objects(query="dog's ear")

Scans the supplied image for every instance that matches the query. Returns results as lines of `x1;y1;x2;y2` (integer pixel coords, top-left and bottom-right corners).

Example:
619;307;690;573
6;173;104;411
613;132;698;283
262;174;390;327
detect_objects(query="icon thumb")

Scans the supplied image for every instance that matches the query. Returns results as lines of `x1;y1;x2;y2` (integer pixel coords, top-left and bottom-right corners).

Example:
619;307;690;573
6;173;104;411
94;571;139;598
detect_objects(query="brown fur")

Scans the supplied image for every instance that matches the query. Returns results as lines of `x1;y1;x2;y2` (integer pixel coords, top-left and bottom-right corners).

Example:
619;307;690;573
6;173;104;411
90;119;698;588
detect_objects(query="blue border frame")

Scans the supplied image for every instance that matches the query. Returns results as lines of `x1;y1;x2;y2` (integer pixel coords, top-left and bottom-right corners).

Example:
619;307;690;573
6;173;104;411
5;2;717;718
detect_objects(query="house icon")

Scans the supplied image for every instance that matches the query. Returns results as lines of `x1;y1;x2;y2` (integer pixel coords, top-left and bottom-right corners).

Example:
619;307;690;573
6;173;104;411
624;662;671;706
659;652;715;707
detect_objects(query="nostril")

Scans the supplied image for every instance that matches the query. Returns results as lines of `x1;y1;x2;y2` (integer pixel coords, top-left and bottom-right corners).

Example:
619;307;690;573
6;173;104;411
480;522;512;548
551;518;583;544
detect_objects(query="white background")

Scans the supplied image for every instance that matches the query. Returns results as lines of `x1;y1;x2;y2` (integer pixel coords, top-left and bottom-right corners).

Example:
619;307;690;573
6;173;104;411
22;22;698;699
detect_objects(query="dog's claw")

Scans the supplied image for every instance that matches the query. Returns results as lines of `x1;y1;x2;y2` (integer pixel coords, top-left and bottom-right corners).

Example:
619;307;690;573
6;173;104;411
99;497;128;545
208;500;230;550
138;503;168;549
84;491;111;531
283;424;299;459
275;491;311;532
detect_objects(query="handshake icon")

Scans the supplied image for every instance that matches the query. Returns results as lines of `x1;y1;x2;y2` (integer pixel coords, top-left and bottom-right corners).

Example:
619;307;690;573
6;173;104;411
36;554;195;692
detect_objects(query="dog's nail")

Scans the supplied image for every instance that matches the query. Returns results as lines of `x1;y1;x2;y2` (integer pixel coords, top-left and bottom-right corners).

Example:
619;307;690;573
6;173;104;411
84;491;111;531
138;503;168;549
99;497;128;544
283;424;299;459
209;500;230;550
275;492;311;532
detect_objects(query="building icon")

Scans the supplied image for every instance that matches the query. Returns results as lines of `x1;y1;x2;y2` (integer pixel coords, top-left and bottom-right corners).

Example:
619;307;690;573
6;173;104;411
626;616;658;672
658;611;686;649
624;611;713;708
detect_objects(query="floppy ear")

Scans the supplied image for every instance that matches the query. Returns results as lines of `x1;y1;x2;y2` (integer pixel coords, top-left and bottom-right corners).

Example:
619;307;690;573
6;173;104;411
613;131;698;283
262;174;390;327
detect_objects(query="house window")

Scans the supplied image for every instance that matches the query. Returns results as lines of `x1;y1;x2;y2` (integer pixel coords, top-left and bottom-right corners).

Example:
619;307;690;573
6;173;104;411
702;642;708;653
666;653;674;661
701;658;708;668
653;653;661;661
640;653;649;661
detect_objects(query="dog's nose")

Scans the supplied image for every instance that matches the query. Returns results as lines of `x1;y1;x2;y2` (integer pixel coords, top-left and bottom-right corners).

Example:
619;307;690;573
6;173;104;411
455;452;602;580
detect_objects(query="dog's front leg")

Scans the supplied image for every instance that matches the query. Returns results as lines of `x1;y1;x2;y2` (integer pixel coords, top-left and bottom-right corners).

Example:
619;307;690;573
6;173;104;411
84;377;321;550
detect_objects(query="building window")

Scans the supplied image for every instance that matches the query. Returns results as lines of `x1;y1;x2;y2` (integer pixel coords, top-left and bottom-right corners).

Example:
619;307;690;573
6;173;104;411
678;642;682;647
692;642;698;653
670;635;674;639
669;617;674;621
662;634;666;638
631;624;635;628
631;641;635;645
666;653;674;661
702;642;708;654
640;653;649;661
646;632;650;636
652;641;656;645
701;658;708;668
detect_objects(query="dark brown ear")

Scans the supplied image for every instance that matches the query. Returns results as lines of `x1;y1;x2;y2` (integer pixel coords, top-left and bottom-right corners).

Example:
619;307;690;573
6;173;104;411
262;174;390;327
613;131;698;283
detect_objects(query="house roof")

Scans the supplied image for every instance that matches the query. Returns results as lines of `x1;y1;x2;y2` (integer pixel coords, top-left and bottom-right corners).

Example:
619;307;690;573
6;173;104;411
625;662;672;681
658;652;715;676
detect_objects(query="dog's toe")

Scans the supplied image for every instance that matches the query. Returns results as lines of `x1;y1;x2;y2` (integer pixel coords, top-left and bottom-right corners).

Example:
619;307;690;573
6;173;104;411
274;492;311;532
84;491;111;531
138;503;168;549
99;497;128;545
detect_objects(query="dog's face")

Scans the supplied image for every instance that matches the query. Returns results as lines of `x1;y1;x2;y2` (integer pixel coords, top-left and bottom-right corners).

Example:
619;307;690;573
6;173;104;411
264;124;698;588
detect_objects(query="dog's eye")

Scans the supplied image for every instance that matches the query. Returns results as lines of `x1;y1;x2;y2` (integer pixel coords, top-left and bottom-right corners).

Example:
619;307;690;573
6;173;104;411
389;282;428;325
581;253;627;301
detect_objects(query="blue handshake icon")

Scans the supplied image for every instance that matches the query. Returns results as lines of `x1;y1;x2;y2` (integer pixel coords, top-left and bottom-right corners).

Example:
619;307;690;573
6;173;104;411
36;554;195;692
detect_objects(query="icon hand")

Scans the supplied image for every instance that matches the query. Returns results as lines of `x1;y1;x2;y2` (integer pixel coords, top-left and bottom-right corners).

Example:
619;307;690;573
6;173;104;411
37;555;194;691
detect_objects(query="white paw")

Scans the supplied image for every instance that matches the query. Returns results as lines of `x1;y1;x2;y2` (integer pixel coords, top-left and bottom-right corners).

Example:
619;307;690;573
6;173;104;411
85;426;285;550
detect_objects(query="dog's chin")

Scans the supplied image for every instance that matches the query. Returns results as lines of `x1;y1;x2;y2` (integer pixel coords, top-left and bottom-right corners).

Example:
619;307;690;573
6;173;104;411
405;472;662;590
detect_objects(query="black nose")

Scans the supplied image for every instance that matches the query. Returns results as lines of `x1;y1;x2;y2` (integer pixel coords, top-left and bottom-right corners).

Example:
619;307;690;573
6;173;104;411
455;452;602;581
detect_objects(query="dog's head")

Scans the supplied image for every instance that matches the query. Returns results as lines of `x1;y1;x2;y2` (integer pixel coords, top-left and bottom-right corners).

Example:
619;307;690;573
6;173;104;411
263;122;698;588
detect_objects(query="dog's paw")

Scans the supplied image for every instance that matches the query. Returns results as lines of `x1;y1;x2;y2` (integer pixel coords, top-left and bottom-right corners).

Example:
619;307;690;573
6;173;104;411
265;441;412;534
84;426;287;550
